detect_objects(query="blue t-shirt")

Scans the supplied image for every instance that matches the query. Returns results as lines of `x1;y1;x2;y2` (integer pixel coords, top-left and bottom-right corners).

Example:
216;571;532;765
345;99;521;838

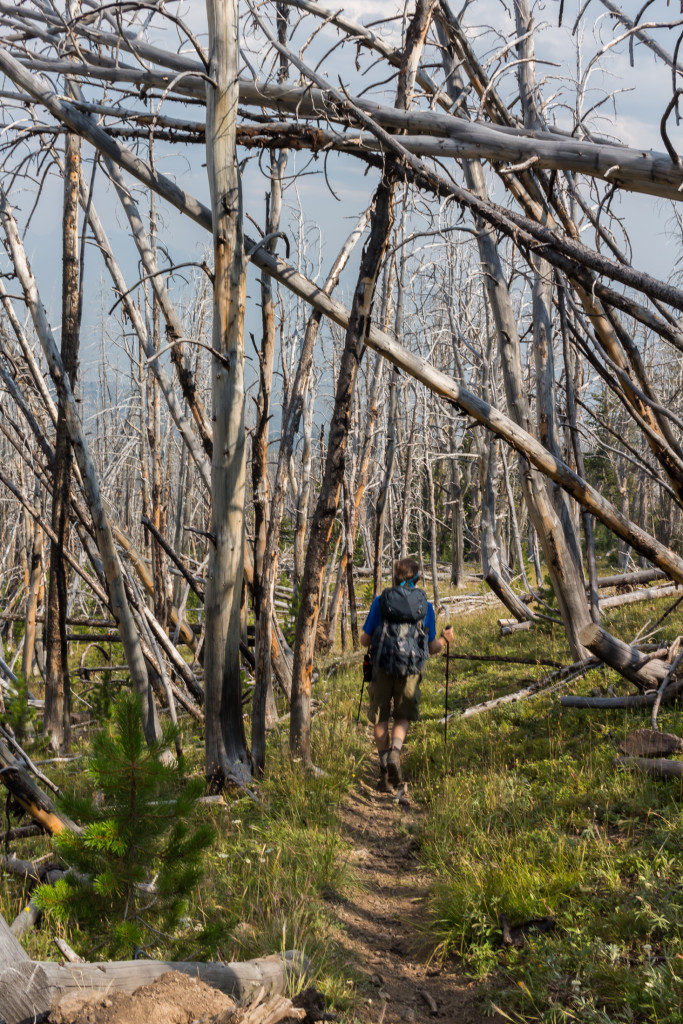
362;592;436;643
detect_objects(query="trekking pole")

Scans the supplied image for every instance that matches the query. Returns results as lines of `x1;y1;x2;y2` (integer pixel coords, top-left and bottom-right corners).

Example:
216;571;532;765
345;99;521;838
357;651;372;724
444;626;451;745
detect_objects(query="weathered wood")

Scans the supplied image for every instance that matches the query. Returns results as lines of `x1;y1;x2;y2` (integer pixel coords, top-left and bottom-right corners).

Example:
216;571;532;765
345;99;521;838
0;928;305;1024
598;585;679;610
0;736;80;835
595;568;667;589
0;655;17;685
0;912;52;1024
7;51;683;591
0;189;161;747
578;622;670;688
203;0;250;787
40;951;305;1006
453;658;600;720
619;729;683;758
486;570;533;622
561;693;659;708
53;937;83;963
500;620;533;635
613;756;683;779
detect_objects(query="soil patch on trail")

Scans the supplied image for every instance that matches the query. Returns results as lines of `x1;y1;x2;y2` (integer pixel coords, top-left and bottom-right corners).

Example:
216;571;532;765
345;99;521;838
49;971;238;1024
335;760;504;1024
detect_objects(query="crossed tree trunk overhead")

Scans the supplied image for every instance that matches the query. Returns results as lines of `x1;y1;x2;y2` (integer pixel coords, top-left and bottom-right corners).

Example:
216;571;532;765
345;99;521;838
2;0;683;778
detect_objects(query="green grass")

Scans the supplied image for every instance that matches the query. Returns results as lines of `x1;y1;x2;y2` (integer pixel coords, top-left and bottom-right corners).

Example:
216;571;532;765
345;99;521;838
408;597;683;1023
3;576;683;1022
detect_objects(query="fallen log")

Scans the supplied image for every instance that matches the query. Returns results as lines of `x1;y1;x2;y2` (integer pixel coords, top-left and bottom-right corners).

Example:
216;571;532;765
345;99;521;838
0;655;18;685
441;653;565;668
0;911;52;1024
593;569;667;589
577;623;670;689
562;693;656;708
598;584;679;610
613;755;683;779
500;619;533;635
0;911;307;1024
454;658;600;719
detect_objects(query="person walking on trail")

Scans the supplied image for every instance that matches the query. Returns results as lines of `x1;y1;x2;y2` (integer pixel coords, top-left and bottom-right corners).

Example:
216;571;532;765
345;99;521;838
360;557;454;792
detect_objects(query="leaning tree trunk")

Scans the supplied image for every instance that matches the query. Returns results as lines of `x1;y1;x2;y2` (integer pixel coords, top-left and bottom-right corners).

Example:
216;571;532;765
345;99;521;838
437;28;590;658
251;208;370;748
45;132;81;751
0;190;160;744
203;0;250;787
290;178;395;763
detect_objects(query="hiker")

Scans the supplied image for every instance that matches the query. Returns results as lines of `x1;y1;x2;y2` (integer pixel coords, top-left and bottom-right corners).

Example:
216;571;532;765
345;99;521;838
360;557;454;792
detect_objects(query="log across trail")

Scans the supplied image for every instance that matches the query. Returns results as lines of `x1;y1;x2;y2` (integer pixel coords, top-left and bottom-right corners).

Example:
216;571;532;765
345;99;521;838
0;911;306;1024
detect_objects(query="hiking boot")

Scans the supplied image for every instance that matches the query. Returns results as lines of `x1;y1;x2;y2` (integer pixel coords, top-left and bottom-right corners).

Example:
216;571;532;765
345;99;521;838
387;747;403;787
378;767;393;793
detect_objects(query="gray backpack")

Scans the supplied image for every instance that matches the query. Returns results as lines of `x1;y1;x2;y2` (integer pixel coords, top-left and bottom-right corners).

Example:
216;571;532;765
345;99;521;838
372;586;429;677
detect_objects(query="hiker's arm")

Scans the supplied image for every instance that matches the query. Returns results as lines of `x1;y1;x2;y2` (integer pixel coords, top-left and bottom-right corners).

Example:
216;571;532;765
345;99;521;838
360;631;372;648
428;626;454;656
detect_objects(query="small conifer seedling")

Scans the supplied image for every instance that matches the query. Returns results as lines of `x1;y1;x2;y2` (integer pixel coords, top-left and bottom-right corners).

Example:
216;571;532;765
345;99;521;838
35;692;214;957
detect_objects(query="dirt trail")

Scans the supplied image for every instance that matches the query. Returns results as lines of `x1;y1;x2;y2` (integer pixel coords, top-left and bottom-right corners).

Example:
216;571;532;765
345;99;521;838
334;758;505;1024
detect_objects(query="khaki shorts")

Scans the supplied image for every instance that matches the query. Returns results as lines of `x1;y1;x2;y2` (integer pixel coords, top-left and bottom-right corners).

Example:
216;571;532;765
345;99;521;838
368;667;422;724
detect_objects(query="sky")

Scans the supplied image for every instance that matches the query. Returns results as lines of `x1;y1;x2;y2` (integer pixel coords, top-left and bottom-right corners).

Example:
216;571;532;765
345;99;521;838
9;0;683;401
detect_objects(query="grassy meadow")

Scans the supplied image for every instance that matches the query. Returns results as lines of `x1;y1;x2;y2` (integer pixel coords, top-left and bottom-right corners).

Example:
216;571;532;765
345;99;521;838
2;577;683;1022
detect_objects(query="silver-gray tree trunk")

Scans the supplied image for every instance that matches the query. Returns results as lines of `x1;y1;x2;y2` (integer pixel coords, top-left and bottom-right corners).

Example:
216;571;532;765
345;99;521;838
203;0;250;786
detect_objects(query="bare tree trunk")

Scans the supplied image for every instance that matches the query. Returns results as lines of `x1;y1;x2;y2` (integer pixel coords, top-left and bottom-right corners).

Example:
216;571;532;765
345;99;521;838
290;178;395;763
45;132;80;750
399;411;417;560
436;29;590;657
293;390;314;599
251;140;288;774
0;191;160;744
203;0;249;786
23;480;43;684
559;286;600;622
373;369;398;598
252;208;369;728
500;448;530;591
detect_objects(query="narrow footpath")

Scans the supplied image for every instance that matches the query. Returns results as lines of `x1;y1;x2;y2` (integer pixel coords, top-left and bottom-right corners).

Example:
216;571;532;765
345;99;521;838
334;756;506;1024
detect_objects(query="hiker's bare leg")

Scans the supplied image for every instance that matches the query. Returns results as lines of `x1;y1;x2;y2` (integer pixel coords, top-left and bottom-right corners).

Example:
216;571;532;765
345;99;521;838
391;719;410;748
374;721;391;754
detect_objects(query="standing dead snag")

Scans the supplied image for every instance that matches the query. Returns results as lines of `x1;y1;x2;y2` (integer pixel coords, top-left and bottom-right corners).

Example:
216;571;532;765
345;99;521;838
45;130;81;753
203;0;250;787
